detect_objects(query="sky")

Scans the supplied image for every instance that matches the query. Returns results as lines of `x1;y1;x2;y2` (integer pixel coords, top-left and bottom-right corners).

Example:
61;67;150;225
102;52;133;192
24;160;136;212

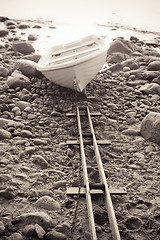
0;0;160;31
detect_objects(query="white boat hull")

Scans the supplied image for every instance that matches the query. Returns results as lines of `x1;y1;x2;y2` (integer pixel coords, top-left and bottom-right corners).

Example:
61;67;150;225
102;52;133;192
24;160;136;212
37;35;108;92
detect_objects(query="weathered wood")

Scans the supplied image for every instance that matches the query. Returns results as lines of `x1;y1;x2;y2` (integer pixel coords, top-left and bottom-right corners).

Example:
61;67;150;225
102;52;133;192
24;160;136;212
67;187;127;196
66;112;101;117
66;139;111;145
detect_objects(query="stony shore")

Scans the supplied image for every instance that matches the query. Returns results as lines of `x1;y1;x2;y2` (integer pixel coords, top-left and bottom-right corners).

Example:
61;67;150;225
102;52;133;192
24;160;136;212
0;16;160;240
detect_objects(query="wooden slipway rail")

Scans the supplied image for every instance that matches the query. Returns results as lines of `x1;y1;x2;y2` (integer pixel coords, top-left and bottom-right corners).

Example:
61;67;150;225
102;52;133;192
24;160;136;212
66;106;127;240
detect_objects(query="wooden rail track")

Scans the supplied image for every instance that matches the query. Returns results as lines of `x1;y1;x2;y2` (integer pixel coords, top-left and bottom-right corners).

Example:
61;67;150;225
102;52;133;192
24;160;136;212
66;105;126;240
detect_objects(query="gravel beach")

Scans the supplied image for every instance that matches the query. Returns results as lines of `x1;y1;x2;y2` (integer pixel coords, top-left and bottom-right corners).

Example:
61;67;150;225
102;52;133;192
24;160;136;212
0;16;160;240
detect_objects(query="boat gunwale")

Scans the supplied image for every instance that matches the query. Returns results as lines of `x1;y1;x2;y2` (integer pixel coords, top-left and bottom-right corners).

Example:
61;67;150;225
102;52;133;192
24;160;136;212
37;35;108;71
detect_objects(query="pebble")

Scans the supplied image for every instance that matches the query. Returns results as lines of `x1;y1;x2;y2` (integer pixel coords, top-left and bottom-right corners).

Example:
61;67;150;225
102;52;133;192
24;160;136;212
6;70;31;90
31;154;48;168
20;129;33;138
0;67;9;77
45;230;66;240
22;224;35;237
35;195;61;211
12;212;56;230
8;232;23;240
35;223;46;239
0;128;12;139
0;221;5;235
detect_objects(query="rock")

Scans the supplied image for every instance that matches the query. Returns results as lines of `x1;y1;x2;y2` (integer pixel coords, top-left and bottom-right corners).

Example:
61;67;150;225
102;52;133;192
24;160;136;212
140;112;160;144
0;67;9;77
124;217;142;230
53;180;68;189
139;83;160;95
107;52;126;63
0;40;5;48
31;155;48;168
22;224;35;237
6;70;31;90
152;75;160;84
107;63;123;72
22;54;41;63
18;23;30;29
20;129;33;138
28;34;38;41
121;128;140;136
25;146;36;155
0;30;9;37
15;100;30;110
107;38;134;55
8;232;23;240
0;118;23;128
0;187;15;199
35;224;45;239
148;61;160;71
143;71;160;80
35;196;60;211
45;230;66;240
0;16;9;22
12;41;35;55
13;59;38;77
121;59;139;70
33;138;48;145
0;221;5;235
12;212;56;230
0;128;12;139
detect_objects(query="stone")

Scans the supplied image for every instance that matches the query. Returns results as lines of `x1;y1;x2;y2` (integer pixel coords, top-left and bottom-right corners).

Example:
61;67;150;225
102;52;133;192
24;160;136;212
0;67;9;77
45;230;66;240
12;212;56;230
15;100;30;110
18;23;30;29
25;146;36;154
121;128;140;136
22;54;41;63
12;41;35;55
148;61;160;71
107;38;134;55
121;59;139;70
6;70;31;90
143;71;160;80
140;112;160;144
31;155;48;168
107;52;126;63
8;232;23;240
22;224;35;236
35;224;45;239
0;221;5;235
0;118;24;128
19;129;32;138
33;138;48;145
0;128;12;139
28;34;38;41
0;187;15;199
35;196;60;211
139;83;160;95
0;30;9;37
13;59;38;77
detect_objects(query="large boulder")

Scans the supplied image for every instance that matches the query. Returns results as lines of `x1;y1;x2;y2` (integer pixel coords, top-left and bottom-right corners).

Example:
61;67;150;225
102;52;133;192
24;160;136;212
12;41;35;55
13;59;38;77
140;112;160;144
6;70;31;89
107;38;135;56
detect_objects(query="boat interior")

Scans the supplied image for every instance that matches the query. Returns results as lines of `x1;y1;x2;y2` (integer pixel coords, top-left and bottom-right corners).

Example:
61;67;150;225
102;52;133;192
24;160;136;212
46;41;101;66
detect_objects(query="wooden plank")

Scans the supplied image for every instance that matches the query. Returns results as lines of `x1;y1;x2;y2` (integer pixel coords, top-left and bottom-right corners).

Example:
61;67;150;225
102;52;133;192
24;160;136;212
67;187;127;196
66;139;111;145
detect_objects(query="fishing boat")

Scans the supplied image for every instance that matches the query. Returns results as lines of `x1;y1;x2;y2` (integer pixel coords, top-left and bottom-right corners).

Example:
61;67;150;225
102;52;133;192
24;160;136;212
37;35;108;92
